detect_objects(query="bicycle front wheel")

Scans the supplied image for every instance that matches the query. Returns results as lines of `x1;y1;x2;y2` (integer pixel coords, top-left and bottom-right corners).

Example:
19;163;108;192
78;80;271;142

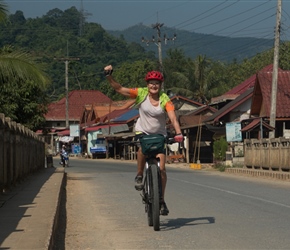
144;172;153;227
150;163;160;231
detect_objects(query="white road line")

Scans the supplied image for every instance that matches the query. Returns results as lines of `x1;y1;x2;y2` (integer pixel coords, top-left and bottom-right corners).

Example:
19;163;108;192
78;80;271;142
170;177;290;209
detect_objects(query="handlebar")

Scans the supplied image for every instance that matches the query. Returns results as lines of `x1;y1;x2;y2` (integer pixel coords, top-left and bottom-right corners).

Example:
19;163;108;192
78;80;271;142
166;137;177;145
128;136;180;146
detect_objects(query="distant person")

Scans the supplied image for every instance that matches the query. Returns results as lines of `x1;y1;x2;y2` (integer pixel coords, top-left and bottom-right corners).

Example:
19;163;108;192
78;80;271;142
60;145;67;165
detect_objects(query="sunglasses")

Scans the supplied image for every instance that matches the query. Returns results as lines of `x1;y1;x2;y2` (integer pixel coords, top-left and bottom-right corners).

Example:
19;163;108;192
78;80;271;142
148;81;161;85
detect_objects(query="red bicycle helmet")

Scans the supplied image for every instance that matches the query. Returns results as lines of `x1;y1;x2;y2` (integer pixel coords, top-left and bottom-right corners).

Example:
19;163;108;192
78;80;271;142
145;71;164;82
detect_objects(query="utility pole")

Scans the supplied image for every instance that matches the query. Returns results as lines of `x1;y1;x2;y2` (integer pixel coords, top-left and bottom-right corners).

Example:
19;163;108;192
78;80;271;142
269;0;282;139
54;56;80;128
141;22;176;90
154;23;164;73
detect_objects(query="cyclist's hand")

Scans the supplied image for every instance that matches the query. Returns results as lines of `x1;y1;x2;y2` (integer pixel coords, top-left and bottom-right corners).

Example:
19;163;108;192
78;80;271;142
174;133;184;143
104;65;113;76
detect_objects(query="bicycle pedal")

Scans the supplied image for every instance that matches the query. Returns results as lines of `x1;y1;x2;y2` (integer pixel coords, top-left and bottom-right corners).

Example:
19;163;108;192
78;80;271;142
140;193;146;204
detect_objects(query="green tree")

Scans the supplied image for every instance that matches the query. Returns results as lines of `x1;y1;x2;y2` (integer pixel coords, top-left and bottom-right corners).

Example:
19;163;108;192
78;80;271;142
0;1;49;130
0;0;7;22
163;48;196;98
0;45;49;130
194;55;212;103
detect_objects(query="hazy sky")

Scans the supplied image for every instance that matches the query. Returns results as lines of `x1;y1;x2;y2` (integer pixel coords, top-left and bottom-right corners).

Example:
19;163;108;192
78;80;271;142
5;0;290;40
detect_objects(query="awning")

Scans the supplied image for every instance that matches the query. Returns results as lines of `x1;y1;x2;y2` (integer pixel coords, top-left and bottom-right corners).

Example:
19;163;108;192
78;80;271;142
98;132;135;139
57;129;70;136
241;119;274;132
205;123;226;135
59;136;74;143
85;124;129;133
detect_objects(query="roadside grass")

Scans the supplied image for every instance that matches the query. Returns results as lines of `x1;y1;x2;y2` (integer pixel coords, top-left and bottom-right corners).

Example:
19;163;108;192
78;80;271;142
213;162;244;172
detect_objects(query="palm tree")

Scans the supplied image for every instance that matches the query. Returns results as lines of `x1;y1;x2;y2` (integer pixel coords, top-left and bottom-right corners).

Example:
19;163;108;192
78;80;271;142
0;0;49;130
0;0;48;86
0;0;7;22
194;55;211;103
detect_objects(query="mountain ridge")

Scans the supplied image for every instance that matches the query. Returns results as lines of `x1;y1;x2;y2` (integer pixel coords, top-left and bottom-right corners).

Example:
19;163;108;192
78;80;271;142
107;24;274;62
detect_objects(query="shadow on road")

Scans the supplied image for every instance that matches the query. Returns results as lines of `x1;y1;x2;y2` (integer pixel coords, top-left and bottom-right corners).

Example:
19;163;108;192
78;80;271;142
161;216;215;230
0;168;56;247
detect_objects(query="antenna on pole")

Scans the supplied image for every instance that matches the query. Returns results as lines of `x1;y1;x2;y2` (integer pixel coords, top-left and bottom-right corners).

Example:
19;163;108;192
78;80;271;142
79;0;92;36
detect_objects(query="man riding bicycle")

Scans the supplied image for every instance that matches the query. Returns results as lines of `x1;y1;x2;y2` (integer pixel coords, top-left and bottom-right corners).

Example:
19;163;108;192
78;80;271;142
104;65;183;215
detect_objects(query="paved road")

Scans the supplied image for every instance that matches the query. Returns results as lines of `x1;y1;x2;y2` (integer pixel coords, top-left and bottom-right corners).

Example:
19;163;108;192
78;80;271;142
53;157;290;250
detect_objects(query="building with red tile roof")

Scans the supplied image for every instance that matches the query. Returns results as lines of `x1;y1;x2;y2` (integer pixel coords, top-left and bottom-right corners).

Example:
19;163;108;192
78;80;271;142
210;64;284;106
251;71;290;118
45;90;112;130
249;71;290;138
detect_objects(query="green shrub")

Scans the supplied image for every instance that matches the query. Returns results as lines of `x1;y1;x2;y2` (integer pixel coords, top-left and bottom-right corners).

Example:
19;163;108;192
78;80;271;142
213;137;228;161
213;162;228;172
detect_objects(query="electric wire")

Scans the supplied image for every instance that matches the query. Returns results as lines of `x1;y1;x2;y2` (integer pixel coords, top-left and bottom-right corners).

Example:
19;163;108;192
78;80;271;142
192;1;272;33
177;0;241;30
173;0;229;29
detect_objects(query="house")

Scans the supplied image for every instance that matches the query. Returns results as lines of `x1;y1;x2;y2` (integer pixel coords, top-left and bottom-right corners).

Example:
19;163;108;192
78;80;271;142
178;105;218;163
204;65;286;140
210;64;282;110
246;70;290;138
175;65;288;164
45;90;112;130
79;99;136;157
83;108;138;158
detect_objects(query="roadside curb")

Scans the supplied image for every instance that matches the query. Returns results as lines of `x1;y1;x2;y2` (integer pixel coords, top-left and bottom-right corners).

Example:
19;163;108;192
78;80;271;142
48;167;66;250
225;167;290;181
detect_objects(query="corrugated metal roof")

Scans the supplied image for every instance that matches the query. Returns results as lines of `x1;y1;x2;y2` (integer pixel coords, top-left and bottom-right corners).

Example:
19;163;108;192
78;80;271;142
112;109;139;123
180;115;208;129
85;123;128;133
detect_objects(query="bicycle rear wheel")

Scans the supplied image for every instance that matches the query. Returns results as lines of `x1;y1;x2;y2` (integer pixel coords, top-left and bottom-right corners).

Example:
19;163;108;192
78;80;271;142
150;163;160;231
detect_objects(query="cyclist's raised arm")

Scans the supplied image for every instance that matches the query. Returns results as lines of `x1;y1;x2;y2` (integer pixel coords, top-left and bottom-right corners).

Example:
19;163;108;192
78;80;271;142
104;65;131;97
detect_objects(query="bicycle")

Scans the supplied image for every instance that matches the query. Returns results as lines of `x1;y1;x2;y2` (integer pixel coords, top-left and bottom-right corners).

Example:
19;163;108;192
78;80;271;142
137;134;175;231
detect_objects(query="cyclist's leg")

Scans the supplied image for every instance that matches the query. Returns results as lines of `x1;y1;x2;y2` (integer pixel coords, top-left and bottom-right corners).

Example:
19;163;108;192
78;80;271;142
137;147;146;176
157;153;166;202
158;153;169;215
134;132;146;190
135;132;146;177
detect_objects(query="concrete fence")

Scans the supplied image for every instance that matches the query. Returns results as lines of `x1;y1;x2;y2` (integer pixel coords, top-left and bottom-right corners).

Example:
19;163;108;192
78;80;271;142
244;138;290;171
0;113;45;192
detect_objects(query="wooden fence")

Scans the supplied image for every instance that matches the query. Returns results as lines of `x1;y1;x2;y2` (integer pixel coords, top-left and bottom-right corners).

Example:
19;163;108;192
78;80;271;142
0;113;45;192
244;138;290;171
